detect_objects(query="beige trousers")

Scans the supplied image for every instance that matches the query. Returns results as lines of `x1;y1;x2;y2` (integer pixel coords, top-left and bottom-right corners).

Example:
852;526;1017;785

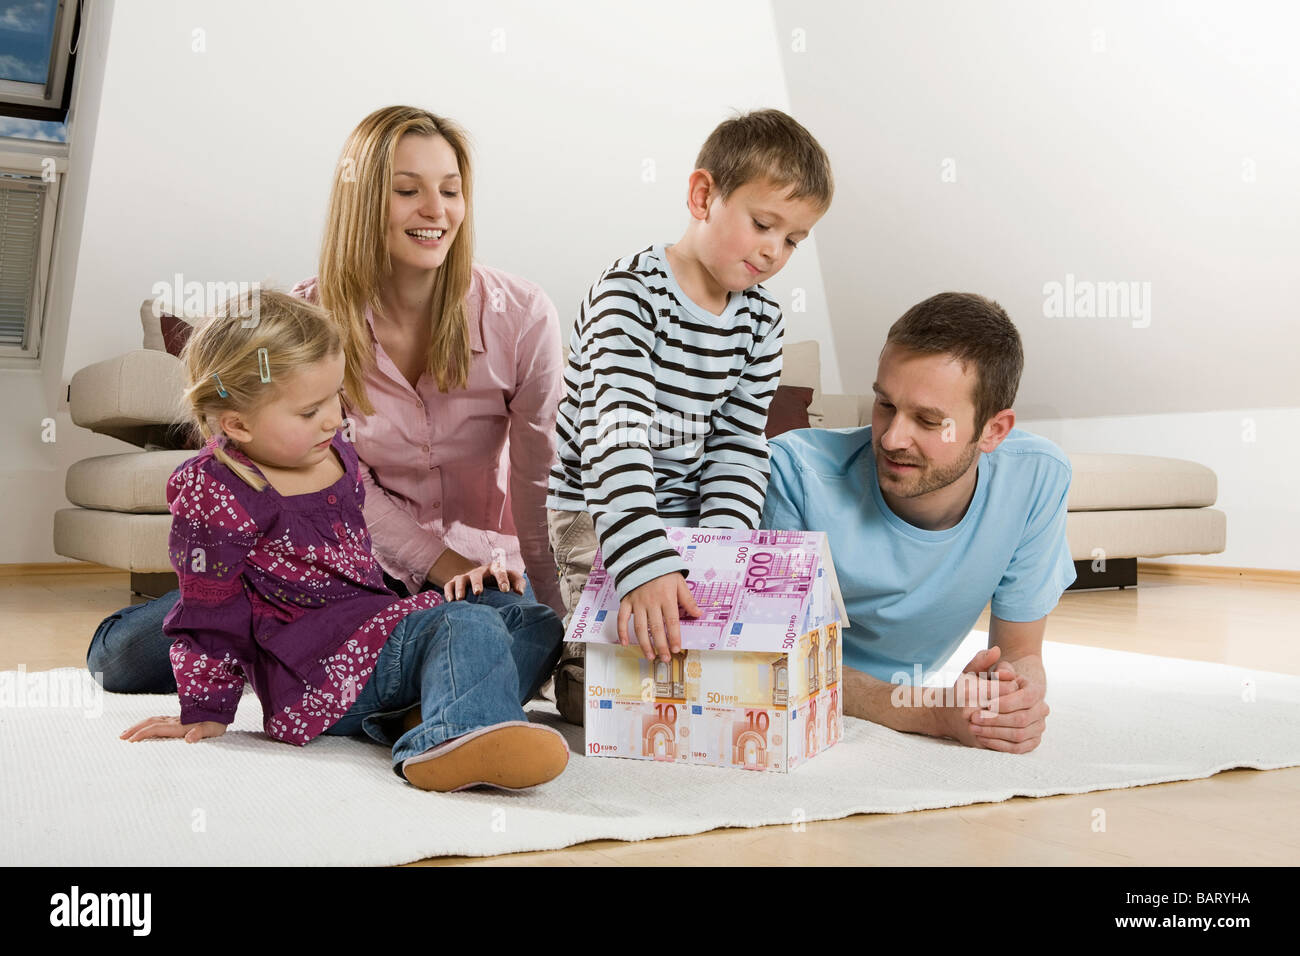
546;508;598;724
547;508;599;627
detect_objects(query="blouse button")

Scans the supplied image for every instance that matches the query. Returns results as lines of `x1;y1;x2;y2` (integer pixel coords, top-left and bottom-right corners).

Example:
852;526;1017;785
327;494;337;504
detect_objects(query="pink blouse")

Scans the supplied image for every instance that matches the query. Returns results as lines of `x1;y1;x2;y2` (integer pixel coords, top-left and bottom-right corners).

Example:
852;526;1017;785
291;266;564;615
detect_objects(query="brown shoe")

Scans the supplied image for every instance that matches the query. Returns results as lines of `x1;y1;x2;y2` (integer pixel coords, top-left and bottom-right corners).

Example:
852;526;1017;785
553;660;586;727
401;721;569;792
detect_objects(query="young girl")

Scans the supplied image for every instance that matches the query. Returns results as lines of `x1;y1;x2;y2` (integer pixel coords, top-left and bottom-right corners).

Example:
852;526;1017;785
119;291;569;792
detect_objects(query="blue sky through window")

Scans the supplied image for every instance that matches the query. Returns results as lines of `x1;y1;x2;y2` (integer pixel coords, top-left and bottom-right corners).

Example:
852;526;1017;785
0;0;58;84
0;1;67;142
0;116;63;140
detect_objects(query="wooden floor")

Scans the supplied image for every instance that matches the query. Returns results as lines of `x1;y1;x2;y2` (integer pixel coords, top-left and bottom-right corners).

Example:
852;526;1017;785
3;565;1298;866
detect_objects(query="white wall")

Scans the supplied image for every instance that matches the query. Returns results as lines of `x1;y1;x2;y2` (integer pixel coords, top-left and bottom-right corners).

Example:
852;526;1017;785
56;0;837;378
774;0;1299;416
2;0;836;564
774;0;1299;570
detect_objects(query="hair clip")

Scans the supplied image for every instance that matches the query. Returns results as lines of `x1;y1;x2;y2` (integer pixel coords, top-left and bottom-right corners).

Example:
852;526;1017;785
257;347;271;383
212;373;228;398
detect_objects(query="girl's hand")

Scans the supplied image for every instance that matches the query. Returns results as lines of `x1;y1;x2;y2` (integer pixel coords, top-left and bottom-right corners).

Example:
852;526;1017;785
120;715;228;744
443;561;526;601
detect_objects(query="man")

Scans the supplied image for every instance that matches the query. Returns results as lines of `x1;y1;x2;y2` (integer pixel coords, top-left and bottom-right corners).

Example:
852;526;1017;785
762;292;1076;754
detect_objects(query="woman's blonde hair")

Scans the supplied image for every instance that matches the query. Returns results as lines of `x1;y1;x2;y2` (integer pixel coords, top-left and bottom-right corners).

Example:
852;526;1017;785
180;289;342;491
319;105;476;413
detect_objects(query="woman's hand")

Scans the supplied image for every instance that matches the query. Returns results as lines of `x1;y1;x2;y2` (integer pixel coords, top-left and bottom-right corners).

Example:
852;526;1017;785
120;715;228;744
443;560;526;601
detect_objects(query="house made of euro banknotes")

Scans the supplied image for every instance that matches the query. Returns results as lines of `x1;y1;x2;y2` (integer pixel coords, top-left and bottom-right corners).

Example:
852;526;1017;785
564;528;848;773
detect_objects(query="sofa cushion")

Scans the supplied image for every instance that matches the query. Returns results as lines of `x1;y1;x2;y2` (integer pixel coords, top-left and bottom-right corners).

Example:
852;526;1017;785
140;297;205;353
765;385;813;438
65;450;195;513
1065;508;1226;561
69;349;193;448
161;312;195;356
1067;453;1218;511
53;508;175;574
139;298;166;352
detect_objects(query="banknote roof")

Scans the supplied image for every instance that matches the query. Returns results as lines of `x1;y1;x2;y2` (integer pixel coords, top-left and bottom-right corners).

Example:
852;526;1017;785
564;527;848;653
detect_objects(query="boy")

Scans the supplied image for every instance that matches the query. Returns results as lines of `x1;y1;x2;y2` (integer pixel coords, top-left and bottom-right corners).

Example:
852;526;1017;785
546;109;834;725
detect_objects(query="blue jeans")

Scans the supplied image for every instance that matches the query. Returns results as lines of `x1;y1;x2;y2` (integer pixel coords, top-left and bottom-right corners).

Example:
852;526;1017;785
86;591;180;694
322;601;546;777
86;576;560;707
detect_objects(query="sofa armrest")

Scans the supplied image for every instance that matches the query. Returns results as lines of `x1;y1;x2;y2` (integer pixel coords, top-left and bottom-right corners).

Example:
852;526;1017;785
70;349;189;448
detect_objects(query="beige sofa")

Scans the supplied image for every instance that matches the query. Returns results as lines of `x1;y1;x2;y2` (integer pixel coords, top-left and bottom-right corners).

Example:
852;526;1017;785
54;300;195;595
54;319;1225;596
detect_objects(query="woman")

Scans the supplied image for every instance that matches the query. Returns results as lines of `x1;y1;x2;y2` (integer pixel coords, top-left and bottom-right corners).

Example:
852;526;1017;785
87;106;565;694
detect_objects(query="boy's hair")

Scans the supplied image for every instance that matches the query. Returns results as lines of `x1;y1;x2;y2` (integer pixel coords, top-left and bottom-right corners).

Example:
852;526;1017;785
180;289;342;491
883;292;1023;434
319;105;476;413
695;109;834;212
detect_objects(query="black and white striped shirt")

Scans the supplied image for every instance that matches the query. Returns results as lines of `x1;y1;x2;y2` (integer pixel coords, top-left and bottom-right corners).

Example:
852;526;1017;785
547;244;784;598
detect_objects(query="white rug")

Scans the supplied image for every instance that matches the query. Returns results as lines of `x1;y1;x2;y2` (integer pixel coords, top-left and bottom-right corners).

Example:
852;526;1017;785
3;632;1297;865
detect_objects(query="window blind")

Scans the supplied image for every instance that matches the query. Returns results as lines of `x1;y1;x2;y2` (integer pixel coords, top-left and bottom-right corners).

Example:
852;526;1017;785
0;174;44;350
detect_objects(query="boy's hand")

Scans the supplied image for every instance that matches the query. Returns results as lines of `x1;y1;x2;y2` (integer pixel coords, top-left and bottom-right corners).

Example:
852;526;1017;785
443;560;527;601
618;573;701;662
120;715;227;744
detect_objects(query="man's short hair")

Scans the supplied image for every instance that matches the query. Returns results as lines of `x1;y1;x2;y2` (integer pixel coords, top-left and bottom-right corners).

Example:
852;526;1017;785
695;109;834;213
884;292;1023;433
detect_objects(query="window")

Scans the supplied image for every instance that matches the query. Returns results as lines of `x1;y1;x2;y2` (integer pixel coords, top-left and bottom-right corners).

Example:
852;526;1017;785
0;0;77;362
0;0;79;122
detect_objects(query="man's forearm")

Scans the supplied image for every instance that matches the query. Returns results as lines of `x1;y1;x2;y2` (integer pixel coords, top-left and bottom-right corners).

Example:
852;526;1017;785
842;664;943;737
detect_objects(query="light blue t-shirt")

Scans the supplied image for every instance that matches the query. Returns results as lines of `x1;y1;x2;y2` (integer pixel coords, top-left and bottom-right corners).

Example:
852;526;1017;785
761;426;1077;683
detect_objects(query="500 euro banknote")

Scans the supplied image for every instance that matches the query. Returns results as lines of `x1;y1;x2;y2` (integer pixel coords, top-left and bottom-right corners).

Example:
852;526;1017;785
566;527;846;652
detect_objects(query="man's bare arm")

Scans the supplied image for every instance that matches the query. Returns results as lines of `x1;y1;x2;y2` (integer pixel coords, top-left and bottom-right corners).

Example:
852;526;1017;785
842;664;943;736
842;647;1020;749
989;614;1047;693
